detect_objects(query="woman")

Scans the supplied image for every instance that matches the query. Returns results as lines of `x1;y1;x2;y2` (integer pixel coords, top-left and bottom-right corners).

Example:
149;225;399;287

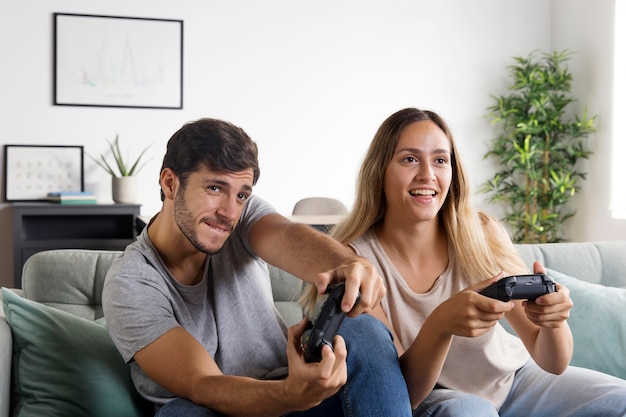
305;108;626;416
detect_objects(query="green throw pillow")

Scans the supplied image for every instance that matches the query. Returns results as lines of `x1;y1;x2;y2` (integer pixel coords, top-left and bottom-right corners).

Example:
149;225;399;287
545;268;626;380
1;288;151;417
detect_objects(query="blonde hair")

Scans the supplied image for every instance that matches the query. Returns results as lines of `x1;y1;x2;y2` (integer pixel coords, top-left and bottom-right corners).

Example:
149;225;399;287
301;108;527;311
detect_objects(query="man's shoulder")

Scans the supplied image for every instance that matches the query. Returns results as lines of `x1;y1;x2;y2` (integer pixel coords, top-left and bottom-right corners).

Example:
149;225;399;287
236;195;277;232
243;195;275;216
106;234;160;283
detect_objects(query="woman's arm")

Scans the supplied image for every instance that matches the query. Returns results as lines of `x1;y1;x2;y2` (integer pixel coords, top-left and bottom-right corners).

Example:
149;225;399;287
367;304;448;408
379;282;513;408
485;218;574;374
504;263;574;374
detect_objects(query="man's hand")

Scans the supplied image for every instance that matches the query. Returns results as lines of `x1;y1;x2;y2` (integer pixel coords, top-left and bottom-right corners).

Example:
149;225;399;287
282;319;348;411
248;215;385;316
314;257;386;316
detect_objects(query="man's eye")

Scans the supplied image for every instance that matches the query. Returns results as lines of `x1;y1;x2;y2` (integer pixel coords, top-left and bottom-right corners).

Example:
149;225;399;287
237;193;249;201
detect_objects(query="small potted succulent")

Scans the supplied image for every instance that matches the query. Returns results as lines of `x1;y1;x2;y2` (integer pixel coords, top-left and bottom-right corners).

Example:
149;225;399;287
87;134;152;204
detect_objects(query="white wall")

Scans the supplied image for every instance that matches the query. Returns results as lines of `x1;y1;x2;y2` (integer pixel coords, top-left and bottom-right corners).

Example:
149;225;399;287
0;0;622;286
551;0;626;241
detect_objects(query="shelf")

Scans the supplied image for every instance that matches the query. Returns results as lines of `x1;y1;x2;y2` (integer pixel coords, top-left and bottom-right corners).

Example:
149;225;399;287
11;203;141;288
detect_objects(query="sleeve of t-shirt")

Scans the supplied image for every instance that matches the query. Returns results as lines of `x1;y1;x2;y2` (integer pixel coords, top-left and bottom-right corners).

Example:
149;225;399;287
235;194;277;255
102;249;186;363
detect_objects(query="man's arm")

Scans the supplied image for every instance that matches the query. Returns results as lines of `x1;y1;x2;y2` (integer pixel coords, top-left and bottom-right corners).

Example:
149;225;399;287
134;320;347;417
248;213;385;315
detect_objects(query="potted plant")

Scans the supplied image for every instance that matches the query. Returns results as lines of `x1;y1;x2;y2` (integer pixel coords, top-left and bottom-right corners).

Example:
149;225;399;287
87;134;152;204
480;49;597;243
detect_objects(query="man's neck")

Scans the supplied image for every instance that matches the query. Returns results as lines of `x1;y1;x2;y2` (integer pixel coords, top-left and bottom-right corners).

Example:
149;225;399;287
147;210;208;286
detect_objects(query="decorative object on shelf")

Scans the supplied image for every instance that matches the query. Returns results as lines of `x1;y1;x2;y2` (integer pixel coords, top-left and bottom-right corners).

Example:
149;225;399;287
480;49;597;243
86;134;152;204
111;177;139;204
53;13;183;109
47;191;97;205
3;145;84;202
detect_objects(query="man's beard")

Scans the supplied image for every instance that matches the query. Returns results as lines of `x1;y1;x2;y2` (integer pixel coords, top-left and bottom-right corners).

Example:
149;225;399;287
173;192;233;255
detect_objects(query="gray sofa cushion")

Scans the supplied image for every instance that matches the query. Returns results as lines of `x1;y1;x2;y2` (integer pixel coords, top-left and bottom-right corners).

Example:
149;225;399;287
20;250;308;326
515;241;626;288
268;264;306;326
21;249;122;321
545;268;626;379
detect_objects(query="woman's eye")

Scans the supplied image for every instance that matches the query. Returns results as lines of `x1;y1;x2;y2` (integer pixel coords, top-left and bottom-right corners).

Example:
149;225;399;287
403;156;417;163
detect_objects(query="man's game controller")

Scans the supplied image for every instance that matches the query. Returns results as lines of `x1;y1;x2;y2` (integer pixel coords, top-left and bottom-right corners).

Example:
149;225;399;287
301;282;360;363
479;273;556;302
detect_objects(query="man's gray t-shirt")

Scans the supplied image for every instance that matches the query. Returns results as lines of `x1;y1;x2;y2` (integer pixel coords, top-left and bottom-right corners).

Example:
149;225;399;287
102;195;289;404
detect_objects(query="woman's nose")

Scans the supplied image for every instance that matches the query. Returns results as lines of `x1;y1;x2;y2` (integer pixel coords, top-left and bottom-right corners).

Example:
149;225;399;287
417;163;435;181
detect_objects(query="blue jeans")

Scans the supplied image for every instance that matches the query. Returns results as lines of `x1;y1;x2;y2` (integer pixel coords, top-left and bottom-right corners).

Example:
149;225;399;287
156;314;412;417
413;359;626;417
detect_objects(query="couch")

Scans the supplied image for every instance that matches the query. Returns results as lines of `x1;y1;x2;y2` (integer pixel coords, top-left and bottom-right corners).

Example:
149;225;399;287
1;241;625;417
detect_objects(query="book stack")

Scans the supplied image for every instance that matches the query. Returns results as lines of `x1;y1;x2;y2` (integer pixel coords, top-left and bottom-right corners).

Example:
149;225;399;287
46;191;97;205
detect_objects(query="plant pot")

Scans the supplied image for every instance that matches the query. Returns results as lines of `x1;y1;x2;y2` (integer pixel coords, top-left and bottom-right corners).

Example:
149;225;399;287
112;176;139;204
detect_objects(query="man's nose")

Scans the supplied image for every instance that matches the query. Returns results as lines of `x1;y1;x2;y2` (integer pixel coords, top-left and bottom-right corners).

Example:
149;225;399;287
216;196;238;220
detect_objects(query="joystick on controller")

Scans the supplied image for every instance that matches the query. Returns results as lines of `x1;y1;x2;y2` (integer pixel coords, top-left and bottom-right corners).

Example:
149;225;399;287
301;282;360;363
479;273;556;302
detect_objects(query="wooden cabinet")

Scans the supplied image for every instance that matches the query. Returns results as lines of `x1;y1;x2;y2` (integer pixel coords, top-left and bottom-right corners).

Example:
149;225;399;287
11;203;141;287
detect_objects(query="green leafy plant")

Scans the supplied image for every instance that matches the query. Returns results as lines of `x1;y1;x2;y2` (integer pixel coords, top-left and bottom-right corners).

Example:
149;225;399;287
87;134;152;177
481;49;597;243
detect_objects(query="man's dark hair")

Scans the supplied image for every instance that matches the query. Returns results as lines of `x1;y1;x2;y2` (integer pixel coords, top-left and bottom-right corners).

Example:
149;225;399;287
159;118;261;201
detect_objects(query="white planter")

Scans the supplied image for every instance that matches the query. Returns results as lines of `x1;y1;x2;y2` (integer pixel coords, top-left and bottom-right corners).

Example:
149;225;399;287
112;176;139;204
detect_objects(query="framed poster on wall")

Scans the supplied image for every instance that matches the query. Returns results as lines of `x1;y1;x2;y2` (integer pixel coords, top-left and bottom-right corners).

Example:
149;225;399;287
3;145;84;202
53;13;184;109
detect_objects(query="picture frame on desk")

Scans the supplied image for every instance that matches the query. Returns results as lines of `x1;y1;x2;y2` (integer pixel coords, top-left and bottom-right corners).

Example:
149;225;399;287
3;145;84;202
53;13;184;109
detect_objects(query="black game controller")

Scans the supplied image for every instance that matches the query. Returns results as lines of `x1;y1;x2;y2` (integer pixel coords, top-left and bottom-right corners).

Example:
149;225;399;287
479;273;556;302
301;282;360;363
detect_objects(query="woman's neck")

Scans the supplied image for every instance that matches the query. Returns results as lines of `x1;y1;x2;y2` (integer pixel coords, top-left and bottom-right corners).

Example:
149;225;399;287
374;217;449;293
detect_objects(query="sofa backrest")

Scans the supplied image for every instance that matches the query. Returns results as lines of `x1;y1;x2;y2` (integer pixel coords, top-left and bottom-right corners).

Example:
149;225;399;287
20;249;307;324
514;241;626;288
20;241;626;324
21;249;121;320
267;265;306;325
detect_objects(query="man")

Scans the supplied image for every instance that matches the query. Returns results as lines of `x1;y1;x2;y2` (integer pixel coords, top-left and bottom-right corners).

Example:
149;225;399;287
102;118;411;417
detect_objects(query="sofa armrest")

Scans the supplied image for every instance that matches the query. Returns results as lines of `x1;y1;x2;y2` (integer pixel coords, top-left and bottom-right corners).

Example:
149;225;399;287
0;315;12;417
0;288;23;417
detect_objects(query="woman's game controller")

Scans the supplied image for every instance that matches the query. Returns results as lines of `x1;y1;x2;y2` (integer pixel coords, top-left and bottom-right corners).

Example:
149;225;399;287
479;273;556;301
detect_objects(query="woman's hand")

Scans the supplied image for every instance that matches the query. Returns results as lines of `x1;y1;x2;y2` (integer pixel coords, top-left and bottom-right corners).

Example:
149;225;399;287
431;273;515;338
521;262;573;328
